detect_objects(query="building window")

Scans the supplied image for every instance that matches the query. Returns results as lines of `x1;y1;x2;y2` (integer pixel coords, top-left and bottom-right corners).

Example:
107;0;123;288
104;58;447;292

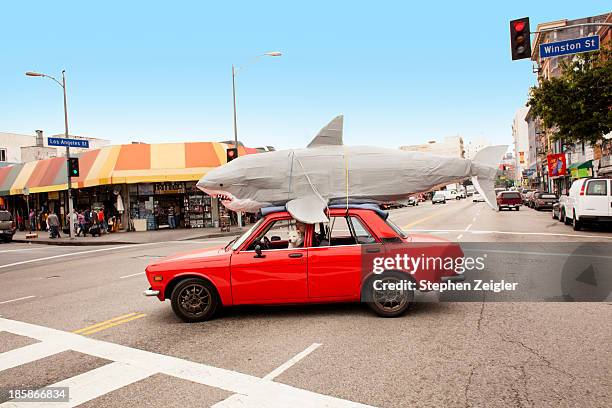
0;148;7;162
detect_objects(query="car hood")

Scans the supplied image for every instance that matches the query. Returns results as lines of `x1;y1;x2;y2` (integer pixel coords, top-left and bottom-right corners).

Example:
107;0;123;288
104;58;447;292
146;245;228;271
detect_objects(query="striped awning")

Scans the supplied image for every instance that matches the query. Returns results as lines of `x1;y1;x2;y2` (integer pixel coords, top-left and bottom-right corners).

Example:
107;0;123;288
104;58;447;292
0;142;258;196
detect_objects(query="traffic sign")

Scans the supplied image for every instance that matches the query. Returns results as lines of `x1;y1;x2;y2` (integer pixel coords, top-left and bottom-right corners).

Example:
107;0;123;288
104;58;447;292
47;137;90;148
539;35;599;59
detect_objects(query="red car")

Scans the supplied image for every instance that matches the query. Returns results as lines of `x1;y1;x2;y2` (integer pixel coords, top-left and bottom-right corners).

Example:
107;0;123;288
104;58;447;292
497;191;522;211
144;206;465;322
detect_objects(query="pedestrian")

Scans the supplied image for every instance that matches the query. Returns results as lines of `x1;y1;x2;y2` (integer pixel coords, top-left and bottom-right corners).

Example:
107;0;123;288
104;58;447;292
29;209;36;231
167;205;176;229
47;211;61;239
77;210;85;236
97;208;106;233
16;212;23;231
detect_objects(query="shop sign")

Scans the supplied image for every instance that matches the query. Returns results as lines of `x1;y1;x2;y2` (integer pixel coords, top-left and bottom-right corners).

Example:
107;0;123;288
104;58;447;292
154;182;185;195
48;191;60;200
519;151;525;164
546;153;567;177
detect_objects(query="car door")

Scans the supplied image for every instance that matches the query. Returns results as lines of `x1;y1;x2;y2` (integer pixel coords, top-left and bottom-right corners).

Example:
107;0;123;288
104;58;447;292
230;218;308;304
307;215;381;299
582;179;608;218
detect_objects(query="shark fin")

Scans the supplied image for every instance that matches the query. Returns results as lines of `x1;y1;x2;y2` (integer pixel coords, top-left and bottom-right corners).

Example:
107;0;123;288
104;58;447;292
286;196;329;223
307;115;344;148
471;145;508;210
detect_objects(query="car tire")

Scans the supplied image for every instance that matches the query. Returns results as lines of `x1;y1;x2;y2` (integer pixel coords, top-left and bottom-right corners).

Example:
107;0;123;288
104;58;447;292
365;272;414;318
515;206;520;211
563;209;571;225
572;211;581;231
171;278;219;323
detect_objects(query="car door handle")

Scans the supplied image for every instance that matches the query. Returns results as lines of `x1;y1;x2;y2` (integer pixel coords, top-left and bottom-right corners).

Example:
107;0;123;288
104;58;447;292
288;253;303;258
365;248;381;253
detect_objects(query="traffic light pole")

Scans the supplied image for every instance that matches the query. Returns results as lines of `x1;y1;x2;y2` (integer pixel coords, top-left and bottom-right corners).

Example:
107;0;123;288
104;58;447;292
62;71;75;239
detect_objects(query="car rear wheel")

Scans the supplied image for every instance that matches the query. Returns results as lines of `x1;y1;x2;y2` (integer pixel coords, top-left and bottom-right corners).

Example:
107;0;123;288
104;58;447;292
171;278;219;323
365;272;413;318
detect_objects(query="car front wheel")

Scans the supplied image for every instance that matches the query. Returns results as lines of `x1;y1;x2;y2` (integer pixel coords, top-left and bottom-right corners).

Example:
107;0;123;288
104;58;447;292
365;272;413;318
171;278;219;323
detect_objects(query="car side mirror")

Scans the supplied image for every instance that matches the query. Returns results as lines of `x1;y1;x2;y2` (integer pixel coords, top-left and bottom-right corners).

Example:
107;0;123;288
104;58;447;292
254;245;265;258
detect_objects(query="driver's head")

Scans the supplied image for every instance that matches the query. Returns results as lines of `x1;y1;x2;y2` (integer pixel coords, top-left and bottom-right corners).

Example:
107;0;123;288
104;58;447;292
295;221;306;235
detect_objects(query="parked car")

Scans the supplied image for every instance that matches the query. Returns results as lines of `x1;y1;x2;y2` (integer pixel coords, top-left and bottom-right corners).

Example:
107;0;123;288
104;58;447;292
432;191;447;204
525;190;539;207
521;190;534;205
496;191;522;211
466;185;475;197
407;196;419;206
559;178;612;231
472;193;485;203
457;189;467;199
0;210;16;243
144;206;465;322
443;190;460;200
532;192;558;210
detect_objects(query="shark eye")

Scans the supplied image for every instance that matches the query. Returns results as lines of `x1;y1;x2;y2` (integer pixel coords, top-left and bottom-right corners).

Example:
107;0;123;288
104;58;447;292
219;183;224;187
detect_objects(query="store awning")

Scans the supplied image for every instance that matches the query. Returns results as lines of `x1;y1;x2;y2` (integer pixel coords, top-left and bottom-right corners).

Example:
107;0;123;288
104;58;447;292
0;141;258;196
568;160;593;178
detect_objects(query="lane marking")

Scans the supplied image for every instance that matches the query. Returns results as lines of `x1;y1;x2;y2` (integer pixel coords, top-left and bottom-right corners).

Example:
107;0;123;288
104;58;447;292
408;229;612;239
456;234;464;241
263;343;322;381
78;314;147;336
0;243;160;270
0;295;36;305
465;224;473;231
73;313;140;334
0;341;69;372
119;272;145;279
35;361;157;408
0;247;49;253
0;318;372;408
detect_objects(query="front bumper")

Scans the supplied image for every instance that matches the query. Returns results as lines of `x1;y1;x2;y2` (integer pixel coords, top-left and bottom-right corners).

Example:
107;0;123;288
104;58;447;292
143;288;160;297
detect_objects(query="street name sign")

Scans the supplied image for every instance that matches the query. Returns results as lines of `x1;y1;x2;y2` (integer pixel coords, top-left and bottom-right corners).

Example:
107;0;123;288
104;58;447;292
47;137;90;148
539;35;599;59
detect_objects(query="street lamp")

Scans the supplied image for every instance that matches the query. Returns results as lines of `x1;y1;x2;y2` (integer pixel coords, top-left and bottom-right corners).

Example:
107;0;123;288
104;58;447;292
26;70;75;239
231;51;282;227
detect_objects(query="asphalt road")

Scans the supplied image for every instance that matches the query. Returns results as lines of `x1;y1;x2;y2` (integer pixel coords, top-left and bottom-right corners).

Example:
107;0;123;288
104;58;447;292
0;200;610;407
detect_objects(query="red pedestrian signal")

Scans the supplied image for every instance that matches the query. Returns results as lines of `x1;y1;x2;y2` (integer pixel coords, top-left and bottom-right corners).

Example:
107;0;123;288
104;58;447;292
226;147;238;163
510;17;531;60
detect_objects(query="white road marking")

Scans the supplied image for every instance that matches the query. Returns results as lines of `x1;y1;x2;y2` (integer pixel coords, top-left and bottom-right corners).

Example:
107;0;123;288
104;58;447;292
409;229;612;239
465;224;472;231
119;272;145;279
0;248;47;253
0;341;68;372
0;318;372;408
456;234;463;241
263;343;322;381
213;343;324;408
0;295;36;305
0;242;162;270
17;362;158;408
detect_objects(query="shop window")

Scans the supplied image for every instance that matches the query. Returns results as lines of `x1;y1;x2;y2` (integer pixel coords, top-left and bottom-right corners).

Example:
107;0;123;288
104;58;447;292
0;148;6;162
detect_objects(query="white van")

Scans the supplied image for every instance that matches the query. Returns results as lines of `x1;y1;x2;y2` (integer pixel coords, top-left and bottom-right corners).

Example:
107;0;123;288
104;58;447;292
443;190;459;200
560;178;612;231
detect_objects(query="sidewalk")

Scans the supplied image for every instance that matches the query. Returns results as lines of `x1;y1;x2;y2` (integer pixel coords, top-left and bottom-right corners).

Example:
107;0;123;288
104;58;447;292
12;226;247;246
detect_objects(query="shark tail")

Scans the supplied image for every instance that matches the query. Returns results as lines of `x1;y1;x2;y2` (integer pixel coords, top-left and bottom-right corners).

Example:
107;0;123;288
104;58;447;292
470;145;508;210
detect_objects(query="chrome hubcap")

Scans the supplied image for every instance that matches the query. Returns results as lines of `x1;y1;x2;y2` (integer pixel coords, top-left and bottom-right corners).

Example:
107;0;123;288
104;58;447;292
372;277;410;313
178;284;211;316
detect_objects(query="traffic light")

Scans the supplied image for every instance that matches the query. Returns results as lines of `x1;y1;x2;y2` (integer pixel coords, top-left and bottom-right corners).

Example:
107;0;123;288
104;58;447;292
68;157;79;177
510;17;531;60
226;147;238;163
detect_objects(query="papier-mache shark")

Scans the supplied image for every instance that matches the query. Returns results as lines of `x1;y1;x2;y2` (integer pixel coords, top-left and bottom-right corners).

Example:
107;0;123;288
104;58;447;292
197;116;507;223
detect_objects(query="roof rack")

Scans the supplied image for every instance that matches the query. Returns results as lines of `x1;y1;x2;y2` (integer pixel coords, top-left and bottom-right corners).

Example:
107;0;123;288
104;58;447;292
260;203;389;220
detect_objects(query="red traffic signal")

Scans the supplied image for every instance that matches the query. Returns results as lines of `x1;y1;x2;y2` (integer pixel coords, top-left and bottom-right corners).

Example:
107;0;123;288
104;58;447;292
510;17;531;60
226;147;238;163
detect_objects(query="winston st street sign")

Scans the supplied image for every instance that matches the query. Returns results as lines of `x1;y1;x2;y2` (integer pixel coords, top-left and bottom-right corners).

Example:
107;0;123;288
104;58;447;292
47;137;90;148
539;35;600;59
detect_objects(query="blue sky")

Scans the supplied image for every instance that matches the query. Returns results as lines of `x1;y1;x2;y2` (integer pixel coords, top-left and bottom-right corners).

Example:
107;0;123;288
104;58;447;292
1;1;609;150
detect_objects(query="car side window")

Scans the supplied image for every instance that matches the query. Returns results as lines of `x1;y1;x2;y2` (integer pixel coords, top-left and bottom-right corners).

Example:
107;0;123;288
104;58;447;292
311;216;375;247
247;219;296;250
349;217;376;244
586;180;607;196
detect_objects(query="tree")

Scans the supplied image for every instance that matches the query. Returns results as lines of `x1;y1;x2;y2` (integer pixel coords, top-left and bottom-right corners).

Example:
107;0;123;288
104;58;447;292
527;46;612;146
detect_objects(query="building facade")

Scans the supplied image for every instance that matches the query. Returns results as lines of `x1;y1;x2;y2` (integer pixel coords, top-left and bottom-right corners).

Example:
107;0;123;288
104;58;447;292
528;12;611;194
512;107;530;186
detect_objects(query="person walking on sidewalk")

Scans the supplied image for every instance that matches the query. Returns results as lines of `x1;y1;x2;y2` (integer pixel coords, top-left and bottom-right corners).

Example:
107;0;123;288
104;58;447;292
47;212;61;239
97;208;106;233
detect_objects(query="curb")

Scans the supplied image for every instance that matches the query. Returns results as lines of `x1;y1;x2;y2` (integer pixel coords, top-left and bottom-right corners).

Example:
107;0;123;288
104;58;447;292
10;230;244;246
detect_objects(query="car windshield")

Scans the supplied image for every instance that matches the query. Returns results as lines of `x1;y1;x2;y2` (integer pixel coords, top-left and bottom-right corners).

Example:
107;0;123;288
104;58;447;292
230;217;265;251
433;192;444;198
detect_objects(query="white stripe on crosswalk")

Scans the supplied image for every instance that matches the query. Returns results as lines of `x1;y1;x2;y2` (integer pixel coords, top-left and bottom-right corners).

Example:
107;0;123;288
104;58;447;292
0;341;68;372
5;362;157;408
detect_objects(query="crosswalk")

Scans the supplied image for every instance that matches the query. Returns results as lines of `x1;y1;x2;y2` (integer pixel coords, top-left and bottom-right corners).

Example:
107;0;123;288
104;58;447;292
0;317;373;407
